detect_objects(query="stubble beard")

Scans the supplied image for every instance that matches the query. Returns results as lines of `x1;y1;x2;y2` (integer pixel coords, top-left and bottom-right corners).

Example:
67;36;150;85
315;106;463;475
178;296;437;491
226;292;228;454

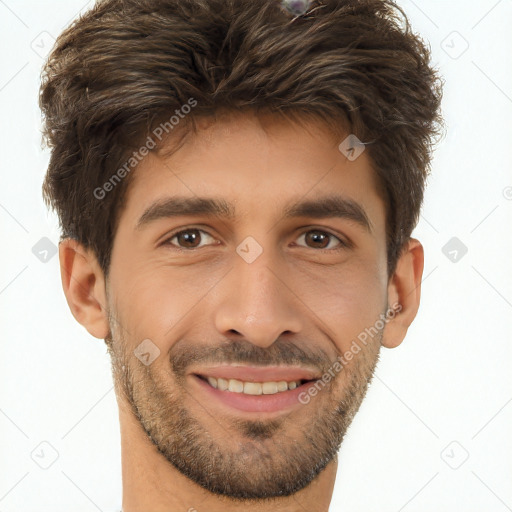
104;315;382;500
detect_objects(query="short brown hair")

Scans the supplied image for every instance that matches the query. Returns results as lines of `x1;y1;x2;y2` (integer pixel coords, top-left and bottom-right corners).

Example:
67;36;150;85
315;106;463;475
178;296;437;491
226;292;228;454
40;0;443;279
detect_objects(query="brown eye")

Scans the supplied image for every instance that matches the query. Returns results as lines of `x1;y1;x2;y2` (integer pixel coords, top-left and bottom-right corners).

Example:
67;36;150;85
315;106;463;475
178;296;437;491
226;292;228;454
163;228;216;249
296;229;345;250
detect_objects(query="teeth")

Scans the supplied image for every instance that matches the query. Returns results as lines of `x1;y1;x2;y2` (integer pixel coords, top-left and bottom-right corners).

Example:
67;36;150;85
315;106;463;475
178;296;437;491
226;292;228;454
228;379;244;393
244;382;262;395
262;382;278;394
218;377;229;391
276;381;288;392
202;376;303;394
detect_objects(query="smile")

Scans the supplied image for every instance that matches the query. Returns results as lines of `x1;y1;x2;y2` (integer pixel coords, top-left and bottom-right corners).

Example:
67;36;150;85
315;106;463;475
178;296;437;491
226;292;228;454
191;373;318;414
197;375;310;395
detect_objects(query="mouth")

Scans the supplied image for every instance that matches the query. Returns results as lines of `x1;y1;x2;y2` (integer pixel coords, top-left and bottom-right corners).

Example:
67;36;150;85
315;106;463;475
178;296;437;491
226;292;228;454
190;367;320;414
195;374;313;395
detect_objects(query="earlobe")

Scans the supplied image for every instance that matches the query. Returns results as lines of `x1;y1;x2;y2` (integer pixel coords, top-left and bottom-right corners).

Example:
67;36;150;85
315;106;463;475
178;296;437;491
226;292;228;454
381;238;424;349
59;238;110;340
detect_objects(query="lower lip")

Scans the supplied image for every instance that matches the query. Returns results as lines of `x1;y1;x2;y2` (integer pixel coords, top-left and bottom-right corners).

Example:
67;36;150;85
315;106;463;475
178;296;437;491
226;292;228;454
191;375;316;414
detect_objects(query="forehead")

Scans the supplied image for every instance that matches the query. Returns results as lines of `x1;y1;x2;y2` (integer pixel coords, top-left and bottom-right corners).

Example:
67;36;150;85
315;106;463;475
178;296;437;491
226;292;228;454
119;111;386;232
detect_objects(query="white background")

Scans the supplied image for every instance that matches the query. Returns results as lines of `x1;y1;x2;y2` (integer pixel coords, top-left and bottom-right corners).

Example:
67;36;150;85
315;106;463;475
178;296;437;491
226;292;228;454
1;1;511;511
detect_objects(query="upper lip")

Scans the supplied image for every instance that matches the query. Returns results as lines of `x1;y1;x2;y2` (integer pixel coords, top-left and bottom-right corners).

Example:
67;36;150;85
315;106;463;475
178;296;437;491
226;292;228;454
191;365;320;382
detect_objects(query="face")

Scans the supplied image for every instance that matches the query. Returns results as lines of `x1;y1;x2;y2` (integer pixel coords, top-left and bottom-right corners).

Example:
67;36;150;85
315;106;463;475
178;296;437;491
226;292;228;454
104;111;391;499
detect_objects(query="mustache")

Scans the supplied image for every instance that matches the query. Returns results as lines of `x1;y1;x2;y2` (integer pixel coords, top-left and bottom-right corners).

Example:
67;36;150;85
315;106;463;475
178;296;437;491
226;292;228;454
170;338;334;377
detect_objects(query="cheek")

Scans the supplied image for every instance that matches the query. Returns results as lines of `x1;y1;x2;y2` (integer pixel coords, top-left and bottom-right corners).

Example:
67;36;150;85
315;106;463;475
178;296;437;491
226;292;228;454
298;259;386;352
109;267;171;349
112;262;222;351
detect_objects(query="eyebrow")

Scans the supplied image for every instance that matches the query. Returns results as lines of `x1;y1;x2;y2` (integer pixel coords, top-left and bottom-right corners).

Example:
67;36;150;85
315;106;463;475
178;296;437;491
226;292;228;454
135;194;373;233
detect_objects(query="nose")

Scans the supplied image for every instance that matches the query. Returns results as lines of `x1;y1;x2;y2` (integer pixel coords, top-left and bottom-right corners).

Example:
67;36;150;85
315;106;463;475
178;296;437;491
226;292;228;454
214;246;303;348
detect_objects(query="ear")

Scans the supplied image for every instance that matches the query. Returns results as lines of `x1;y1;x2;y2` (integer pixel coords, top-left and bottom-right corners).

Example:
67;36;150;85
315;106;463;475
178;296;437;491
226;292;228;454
59;238;110;340
381;237;424;349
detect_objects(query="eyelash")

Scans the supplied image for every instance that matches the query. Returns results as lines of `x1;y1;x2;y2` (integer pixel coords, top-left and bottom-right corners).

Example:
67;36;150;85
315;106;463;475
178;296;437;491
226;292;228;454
160;227;349;252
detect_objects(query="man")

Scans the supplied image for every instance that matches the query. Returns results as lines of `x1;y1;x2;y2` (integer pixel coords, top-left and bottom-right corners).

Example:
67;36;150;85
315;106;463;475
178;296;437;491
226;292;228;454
40;0;443;510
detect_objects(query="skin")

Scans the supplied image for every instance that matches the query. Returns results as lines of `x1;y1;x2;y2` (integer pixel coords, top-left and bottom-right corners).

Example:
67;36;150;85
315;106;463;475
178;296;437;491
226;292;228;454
59;110;424;512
